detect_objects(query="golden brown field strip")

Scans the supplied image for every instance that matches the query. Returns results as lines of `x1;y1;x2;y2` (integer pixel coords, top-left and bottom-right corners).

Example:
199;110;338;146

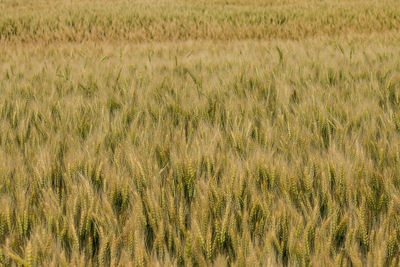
1;0;400;43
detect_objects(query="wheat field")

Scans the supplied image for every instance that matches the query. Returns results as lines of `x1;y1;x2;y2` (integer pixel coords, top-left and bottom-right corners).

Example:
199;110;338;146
1;0;400;266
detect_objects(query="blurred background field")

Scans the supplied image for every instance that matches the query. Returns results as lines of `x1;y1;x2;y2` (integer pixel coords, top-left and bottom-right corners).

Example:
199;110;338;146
1;0;399;42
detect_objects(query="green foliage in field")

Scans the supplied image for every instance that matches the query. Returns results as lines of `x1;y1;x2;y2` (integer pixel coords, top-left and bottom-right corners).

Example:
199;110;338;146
1;0;400;266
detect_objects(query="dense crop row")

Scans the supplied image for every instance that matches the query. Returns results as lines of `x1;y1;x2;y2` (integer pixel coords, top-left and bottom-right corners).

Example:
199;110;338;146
1;0;400;265
1;36;400;265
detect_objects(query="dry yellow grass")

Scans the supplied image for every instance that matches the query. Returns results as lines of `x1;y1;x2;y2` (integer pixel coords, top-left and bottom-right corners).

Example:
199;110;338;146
1;0;400;266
